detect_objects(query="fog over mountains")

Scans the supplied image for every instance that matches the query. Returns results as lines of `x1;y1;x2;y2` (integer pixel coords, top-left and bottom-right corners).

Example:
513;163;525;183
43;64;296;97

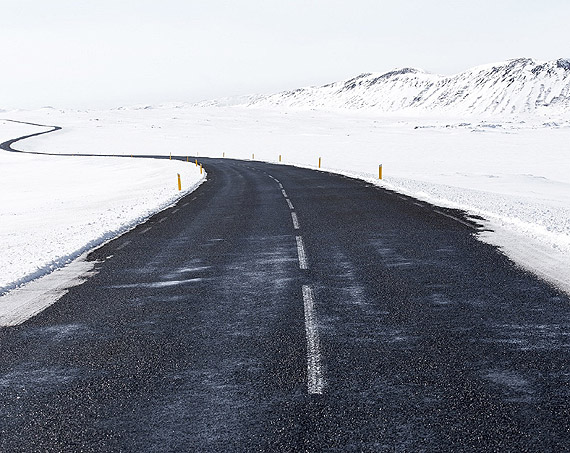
203;58;570;116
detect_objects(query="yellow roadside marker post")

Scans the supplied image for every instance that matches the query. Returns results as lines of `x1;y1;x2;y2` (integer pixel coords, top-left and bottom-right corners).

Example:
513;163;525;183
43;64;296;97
200;164;203;174
279;154;282;162
318;157;321;168
379;164;383;180
177;174;181;191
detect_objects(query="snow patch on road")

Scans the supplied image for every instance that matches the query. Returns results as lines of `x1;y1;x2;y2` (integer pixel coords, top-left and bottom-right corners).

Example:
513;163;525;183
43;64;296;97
110;279;204;289
0;252;97;327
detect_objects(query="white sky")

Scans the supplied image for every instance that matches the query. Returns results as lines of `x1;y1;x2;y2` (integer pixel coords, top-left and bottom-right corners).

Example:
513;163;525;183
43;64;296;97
1;0;569;109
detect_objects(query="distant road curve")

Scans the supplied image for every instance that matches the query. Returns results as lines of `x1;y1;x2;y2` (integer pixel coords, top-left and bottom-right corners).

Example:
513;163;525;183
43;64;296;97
0;119;62;154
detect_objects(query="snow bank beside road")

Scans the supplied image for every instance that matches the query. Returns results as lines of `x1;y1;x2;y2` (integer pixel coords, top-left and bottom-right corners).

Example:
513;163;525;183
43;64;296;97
0;120;205;294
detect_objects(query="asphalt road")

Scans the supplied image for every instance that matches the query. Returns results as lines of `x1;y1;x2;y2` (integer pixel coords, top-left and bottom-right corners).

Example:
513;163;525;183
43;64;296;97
1;155;570;452
0;119;62;154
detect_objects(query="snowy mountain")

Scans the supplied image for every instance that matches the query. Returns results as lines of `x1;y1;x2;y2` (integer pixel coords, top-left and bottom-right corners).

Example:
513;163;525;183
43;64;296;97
225;58;570;115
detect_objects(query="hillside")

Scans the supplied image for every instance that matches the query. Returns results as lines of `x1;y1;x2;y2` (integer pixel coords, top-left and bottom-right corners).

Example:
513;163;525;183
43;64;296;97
219;58;570;115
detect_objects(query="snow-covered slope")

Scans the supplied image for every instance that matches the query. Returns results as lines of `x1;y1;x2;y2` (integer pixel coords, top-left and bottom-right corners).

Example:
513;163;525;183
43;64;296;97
241;58;570;115
0;119;205;297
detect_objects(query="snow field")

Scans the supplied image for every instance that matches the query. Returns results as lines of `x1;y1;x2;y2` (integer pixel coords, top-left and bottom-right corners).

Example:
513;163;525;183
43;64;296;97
0;119;205;294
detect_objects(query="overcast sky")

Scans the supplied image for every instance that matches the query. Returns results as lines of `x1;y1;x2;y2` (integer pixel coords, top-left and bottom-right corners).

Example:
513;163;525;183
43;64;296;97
1;0;569;109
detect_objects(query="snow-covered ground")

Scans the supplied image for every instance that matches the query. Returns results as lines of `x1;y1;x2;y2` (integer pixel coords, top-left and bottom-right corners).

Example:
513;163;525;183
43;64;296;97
0;118;205;295
2;105;570;297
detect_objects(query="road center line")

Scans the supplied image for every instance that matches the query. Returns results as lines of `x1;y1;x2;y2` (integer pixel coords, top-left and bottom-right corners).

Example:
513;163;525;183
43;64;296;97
172;208;179;214
296;236;308;270
158;217;168;223
278;183;284;189
266;173;279;183
286;199;294;210
281;189;288;198
139;227;152;235
291;212;300;229
302;285;324;395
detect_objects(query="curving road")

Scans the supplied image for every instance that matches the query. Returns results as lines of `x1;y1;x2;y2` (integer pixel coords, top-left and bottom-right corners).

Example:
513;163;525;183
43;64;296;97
0;119;62;154
1;127;570;451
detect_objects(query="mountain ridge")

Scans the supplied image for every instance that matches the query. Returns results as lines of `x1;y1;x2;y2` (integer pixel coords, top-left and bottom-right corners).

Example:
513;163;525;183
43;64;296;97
198;58;570;116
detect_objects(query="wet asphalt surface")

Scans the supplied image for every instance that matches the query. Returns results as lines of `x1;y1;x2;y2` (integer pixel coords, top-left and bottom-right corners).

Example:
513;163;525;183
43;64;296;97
1;157;570;452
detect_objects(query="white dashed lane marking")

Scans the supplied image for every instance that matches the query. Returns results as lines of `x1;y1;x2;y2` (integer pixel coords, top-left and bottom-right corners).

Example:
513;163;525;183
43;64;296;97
291;212;300;230
302;285;324;394
296;236;308;270
266;172;323;394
